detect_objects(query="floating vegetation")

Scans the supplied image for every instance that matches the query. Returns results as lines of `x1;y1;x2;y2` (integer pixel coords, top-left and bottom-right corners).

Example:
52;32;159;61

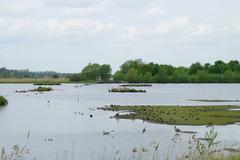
188;99;240;102
30;87;53;92
33;82;61;85
109;87;146;93
119;84;152;87
98;105;240;125
0;96;7;106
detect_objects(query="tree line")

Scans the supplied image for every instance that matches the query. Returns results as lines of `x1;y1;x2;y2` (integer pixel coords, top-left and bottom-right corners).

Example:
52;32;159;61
70;59;240;83
0;68;65;78
1;59;240;83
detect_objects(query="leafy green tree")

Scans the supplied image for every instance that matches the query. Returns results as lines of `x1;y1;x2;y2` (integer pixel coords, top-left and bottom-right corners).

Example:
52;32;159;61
113;71;125;82
99;64;112;82
189;62;203;75
81;63;100;81
143;72;152;83
125;68;138;83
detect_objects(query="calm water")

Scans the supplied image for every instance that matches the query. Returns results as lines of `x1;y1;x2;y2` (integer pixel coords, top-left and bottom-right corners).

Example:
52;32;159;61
0;84;240;160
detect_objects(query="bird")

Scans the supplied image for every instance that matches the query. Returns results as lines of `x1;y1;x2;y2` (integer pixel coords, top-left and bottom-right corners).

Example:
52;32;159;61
142;127;146;133
103;130;110;135
174;126;181;133
90;114;93;118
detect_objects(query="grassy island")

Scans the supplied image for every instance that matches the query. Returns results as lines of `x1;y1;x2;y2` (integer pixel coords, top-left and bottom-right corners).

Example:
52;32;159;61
0;96;8;106
109;87;146;93
31;87;53;92
99;105;240;125
119;84;152;87
188;99;240;102
33;82;61;85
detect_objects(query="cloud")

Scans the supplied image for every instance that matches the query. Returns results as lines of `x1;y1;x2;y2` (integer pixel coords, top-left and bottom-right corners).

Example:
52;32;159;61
143;6;166;17
187;24;214;37
157;16;191;34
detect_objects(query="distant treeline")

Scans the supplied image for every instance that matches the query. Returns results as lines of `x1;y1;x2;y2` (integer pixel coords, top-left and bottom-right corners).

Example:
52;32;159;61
70;59;240;83
0;68;66;78
2;59;240;83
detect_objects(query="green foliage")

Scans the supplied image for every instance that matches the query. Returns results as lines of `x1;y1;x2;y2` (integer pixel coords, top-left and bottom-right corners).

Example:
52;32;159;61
69;63;112;82
0;96;7;106
31;87;53;92
99;105;240;125
196;128;219;159
113;59;240;83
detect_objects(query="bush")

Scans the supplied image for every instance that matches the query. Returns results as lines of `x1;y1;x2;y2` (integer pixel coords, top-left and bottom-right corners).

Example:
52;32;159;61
0;96;8;106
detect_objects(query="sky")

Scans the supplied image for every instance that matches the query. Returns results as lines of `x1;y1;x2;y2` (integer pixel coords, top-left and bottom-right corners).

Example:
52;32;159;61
0;0;239;72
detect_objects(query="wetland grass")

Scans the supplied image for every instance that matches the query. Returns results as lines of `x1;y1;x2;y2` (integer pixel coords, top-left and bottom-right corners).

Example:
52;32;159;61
99;105;240;125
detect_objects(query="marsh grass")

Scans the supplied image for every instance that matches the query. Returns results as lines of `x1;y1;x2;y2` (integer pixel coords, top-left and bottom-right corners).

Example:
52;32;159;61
1;131;31;160
99;105;240;125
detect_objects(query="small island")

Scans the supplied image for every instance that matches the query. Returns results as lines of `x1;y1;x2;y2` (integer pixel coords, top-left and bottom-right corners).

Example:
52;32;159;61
109;87;146;93
119;84;152;87
188;99;240;102
31;87;53;92
0;96;8;106
33;82;61;85
99;105;240;125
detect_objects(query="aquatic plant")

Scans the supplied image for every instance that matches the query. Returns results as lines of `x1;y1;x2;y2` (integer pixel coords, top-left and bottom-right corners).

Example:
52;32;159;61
0;96;7;106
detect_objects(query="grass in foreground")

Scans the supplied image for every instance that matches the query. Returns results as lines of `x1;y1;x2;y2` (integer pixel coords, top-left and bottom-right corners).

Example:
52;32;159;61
0;96;7;106
99;105;240;125
109;87;146;93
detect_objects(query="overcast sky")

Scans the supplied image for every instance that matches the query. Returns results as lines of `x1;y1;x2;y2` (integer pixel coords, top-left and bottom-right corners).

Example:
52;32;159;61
0;0;239;72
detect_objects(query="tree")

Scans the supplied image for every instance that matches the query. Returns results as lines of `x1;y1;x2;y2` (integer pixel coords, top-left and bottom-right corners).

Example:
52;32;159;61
125;68;138;83
143;72;152;83
99;64;112;82
113;71;125;82
189;62;203;75
81;63;100;81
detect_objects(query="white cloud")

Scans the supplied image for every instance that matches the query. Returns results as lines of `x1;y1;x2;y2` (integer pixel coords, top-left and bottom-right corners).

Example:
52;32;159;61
187;24;214;37
143;6;166;17
157;16;191;34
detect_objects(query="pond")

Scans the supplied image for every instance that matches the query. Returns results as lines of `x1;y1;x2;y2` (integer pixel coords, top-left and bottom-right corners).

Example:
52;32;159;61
0;84;240;160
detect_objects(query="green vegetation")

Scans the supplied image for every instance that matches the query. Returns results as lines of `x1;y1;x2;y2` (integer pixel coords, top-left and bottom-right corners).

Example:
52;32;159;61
2;59;240;83
113;59;240;83
0;96;7;106
189;99;240;102
99;105;240;125
109;87;146;93
0;67;67;78
69;63;112;82
33;82;61;85
31;87;53;92
0;78;69;84
119;84;152;87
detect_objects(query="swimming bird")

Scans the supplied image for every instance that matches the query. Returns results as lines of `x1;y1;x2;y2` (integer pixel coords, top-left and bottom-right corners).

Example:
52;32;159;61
103;130;110;135
174;126;181;133
142;127;146;133
90;114;93;118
